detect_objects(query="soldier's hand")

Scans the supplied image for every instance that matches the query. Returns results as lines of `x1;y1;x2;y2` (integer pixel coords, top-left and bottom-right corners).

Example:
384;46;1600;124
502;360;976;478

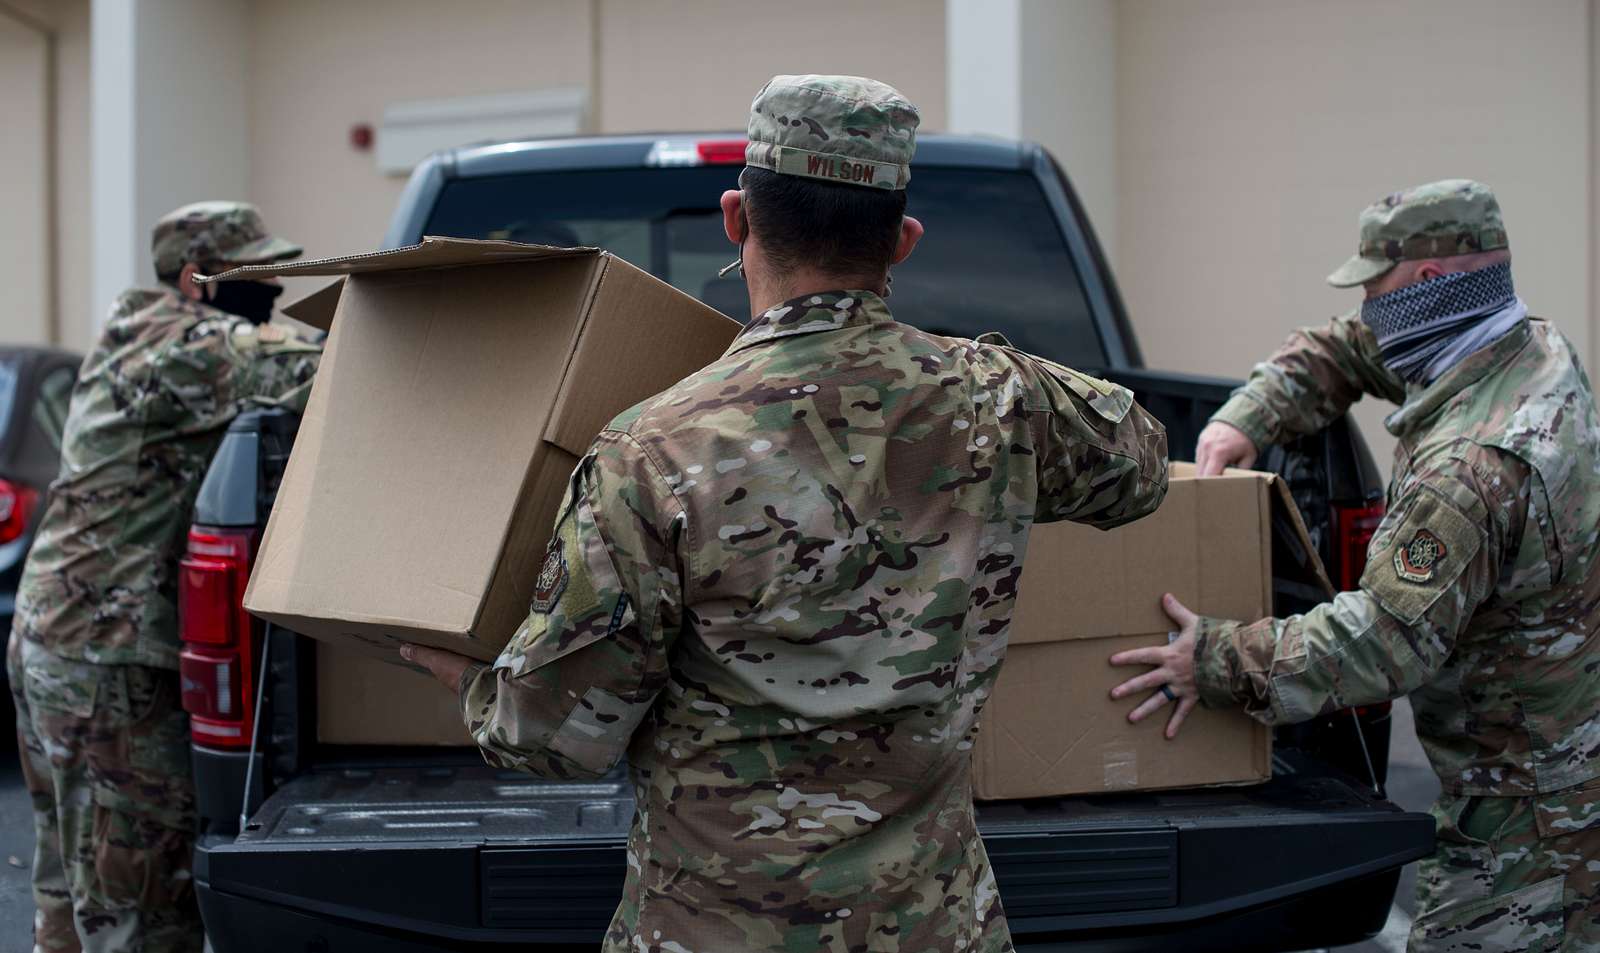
1195;422;1257;476
400;643;475;693
1108;593;1200;739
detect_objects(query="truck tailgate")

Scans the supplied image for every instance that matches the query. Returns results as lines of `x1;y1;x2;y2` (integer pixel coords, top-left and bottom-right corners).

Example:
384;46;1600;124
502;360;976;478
197;750;1432;951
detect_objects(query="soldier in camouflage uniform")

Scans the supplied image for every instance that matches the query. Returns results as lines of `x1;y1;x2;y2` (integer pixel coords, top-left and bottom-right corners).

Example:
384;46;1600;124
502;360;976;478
405;75;1168;953
1109;180;1599;951
7;201;321;953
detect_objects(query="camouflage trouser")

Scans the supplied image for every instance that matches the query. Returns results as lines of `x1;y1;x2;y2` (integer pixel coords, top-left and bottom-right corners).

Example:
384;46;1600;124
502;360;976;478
1410;789;1600;952
7;634;202;953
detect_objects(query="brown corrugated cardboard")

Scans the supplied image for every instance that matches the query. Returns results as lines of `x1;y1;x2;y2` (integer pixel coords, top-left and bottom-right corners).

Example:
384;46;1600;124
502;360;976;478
972;464;1332;800
200;237;740;663
315;643;472;746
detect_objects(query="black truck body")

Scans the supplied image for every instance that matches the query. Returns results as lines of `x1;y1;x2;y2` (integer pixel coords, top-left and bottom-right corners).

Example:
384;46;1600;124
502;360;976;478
187;134;1432;951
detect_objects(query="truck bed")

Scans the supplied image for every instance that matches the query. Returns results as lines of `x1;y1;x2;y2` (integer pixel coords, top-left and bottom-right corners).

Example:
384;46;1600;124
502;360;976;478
191;359;1418;952
197;749;1429;952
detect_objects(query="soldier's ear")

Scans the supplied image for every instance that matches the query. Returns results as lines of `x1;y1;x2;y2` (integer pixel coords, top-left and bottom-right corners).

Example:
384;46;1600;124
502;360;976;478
720;190;746;246
890;215;924;266
1413;260;1446;283
176;262;207;302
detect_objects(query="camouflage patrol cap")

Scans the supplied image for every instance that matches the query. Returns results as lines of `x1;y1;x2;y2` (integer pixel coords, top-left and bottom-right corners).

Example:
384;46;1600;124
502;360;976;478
151;201;302;278
1327;179;1507;288
745;74;919;191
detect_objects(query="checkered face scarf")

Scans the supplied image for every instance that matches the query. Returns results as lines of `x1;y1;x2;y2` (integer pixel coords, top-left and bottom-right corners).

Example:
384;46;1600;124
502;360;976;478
1361;262;1522;384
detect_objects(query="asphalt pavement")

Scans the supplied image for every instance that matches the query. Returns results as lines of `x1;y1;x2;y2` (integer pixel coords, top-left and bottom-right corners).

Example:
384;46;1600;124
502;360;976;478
0;701;1442;953
0;742;34;953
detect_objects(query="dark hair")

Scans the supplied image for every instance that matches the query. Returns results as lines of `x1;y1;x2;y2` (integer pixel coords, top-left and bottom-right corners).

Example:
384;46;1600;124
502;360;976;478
740;167;907;282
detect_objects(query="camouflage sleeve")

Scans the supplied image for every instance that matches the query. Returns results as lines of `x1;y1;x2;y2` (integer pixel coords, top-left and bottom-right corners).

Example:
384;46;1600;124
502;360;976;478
1211;311;1406;449
155;317;322;427
1002;350;1168;529
223;321;323;414
1194;448;1524;722
460;431;685;780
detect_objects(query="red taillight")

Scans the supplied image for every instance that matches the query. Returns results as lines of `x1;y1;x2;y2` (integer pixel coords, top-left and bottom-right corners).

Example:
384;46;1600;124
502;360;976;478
178;558;237;645
0;479;39;545
180;649;242;720
1331;502;1385;591
696;139;747;164
178;527;257;749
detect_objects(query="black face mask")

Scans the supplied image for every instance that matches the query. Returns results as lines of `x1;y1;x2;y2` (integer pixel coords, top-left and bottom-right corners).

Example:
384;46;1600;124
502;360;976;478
208;280;283;324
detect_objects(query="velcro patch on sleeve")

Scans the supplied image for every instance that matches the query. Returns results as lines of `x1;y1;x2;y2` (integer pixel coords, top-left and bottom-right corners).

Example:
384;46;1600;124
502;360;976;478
1061;369;1133;424
497;487;633;678
1360;483;1483;626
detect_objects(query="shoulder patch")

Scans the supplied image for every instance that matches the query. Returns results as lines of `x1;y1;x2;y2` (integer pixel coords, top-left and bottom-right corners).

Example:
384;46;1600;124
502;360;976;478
531;545;569;614
1360;483;1483;625
1394;529;1448;583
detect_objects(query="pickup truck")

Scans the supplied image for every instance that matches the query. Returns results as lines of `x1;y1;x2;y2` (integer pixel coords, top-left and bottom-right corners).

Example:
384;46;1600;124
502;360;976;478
183;134;1433;952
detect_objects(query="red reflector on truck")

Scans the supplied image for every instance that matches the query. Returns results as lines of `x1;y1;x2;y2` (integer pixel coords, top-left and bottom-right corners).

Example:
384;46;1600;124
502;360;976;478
1331;502;1385;592
696;140;747;164
180;648;242;720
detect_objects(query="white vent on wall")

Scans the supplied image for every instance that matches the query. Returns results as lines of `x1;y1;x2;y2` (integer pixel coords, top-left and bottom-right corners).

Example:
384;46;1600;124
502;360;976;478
377;87;588;174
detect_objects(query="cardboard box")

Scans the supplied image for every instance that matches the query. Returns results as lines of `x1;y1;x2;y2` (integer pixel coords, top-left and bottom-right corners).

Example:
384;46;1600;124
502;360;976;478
315;644;472;745
972;464;1332;800
204;238;740;662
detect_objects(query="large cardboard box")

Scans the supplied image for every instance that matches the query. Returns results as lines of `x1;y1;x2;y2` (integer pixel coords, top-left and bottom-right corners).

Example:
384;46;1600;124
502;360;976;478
315;644;471;746
972;464;1332;800
204;238;740;662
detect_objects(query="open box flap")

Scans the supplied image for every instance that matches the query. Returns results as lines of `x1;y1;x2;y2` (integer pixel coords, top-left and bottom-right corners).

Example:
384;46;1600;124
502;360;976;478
195;236;601;284
279;278;345;332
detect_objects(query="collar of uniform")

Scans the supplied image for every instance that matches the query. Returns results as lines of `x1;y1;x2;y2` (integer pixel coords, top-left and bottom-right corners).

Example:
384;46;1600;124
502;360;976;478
724;290;892;356
1385;317;1533;438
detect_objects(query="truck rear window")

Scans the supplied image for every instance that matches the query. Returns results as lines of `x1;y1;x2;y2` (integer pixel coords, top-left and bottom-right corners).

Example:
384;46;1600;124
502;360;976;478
422;167;1106;367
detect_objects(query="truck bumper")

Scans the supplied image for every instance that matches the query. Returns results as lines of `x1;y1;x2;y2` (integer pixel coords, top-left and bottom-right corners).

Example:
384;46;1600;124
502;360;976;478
195;753;1433;952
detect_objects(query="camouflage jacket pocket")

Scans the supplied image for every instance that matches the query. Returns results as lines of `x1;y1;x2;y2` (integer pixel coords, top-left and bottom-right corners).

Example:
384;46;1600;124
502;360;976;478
89;666;195;830
1531;778;1600;838
21;652;102;720
1412;874;1565;953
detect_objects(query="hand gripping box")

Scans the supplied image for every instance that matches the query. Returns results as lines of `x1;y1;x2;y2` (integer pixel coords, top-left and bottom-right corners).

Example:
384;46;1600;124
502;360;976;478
972;463;1333;799
201;238;740;664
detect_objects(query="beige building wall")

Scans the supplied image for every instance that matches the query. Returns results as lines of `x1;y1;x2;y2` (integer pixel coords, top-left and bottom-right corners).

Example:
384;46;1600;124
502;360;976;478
596;0;946;133
0;0;91;352
244;0;946;301
52;0;90;352
1115;0;1593;469
246;0;595;270
0;11;50;347
1017;0;1116;259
